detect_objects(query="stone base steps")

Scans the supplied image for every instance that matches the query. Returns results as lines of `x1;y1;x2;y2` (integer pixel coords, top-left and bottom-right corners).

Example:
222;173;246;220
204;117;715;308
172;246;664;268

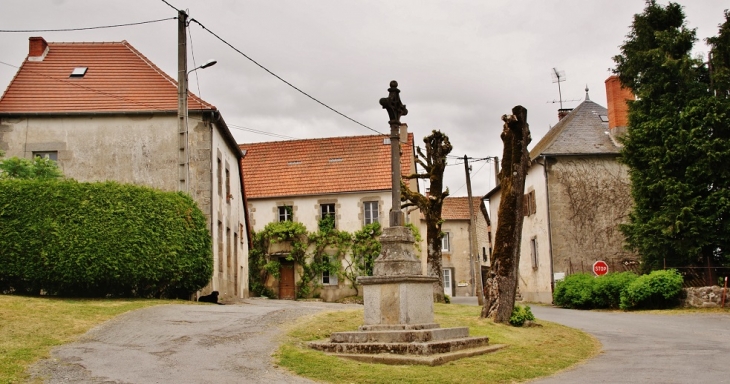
330;327;469;343
309;334;491;356
329;344;507;366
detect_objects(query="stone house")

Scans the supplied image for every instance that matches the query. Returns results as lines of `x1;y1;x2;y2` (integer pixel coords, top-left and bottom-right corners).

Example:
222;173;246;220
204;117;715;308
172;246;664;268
424;196;491;297
485;76;638;303
0;37;250;300
240;131;418;301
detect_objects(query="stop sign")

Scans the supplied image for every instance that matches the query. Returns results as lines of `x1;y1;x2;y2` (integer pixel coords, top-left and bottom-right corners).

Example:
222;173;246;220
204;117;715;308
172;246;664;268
593;260;609;276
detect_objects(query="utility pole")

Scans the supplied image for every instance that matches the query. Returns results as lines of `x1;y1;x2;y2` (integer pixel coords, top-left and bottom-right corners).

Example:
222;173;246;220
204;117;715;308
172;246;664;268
177;9;188;193
464;155;485;305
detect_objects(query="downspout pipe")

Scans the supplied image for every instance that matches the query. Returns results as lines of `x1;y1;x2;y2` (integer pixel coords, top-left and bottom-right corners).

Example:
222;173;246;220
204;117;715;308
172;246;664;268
537;155;555;300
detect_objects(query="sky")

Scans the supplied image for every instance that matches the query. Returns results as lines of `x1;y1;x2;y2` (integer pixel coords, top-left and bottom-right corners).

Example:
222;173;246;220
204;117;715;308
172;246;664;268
0;1;727;196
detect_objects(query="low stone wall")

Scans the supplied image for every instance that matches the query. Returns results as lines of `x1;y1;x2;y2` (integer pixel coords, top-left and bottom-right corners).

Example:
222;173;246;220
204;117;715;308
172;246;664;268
680;286;728;308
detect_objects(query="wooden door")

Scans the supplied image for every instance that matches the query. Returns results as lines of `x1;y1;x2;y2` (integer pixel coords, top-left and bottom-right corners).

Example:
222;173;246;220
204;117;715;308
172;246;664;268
279;261;296;300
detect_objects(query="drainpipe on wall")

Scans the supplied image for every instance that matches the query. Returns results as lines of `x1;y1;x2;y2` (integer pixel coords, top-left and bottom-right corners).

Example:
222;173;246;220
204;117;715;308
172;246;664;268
538;155;555;300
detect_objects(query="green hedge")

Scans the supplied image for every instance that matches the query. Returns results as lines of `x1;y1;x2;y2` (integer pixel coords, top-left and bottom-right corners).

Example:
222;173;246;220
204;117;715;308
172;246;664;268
0;179;212;297
619;270;684;310
554;270;683;310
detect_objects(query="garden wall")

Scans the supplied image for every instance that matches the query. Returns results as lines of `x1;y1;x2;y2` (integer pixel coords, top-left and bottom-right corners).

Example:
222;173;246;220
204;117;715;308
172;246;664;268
680;286;728;308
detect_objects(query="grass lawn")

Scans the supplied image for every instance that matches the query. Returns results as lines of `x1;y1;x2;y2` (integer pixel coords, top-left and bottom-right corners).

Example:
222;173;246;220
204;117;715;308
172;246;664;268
276;303;601;384
0;295;181;383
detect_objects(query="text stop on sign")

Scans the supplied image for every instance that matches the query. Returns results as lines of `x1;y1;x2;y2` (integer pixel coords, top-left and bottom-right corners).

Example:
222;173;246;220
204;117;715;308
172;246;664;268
593;260;609;276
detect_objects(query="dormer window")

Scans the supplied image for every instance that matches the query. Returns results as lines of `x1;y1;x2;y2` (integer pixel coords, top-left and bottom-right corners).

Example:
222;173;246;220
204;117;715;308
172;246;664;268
70;67;88;77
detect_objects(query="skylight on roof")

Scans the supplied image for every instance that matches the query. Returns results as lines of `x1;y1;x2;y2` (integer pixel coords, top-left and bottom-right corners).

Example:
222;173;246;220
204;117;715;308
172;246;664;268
70;67;88;77
599;115;609;122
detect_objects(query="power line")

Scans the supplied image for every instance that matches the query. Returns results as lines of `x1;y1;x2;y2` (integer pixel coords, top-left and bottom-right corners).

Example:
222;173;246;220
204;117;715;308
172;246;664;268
451;156;490;195
0;17;176;33
187;17;386;136
226;123;298;140
188;26;203;101
160;0;181;12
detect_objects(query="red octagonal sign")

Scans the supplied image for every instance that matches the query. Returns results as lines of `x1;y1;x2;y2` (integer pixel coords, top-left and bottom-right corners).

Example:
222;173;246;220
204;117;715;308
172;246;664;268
593;260;609;276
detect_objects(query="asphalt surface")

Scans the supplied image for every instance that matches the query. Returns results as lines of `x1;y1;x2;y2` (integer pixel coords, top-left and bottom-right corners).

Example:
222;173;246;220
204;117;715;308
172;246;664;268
30;296;730;383
30;299;362;384
452;297;730;384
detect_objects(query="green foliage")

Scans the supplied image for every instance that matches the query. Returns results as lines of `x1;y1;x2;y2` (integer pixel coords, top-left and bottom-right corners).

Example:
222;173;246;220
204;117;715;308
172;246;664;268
0;155;63;180
351;222;382;276
509;304;535;327
443;294;450;304
553;273;597;309
0;180;211;297
248;219;383;299
554;272;640;310
619;269;684;310
404;222;422;253
318;214;335;233
248;221;308;298
593;272;639;309
614;2;730;269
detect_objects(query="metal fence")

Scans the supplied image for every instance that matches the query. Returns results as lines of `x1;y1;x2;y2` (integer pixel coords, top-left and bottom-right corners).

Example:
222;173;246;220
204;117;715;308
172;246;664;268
667;266;730;288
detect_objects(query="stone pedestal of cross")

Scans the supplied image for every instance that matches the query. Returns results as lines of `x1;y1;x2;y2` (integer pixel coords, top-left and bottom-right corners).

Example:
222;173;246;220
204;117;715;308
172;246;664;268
309;81;501;365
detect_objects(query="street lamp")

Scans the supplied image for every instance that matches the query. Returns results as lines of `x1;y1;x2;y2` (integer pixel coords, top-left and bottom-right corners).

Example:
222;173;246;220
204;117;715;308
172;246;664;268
188;59;217;74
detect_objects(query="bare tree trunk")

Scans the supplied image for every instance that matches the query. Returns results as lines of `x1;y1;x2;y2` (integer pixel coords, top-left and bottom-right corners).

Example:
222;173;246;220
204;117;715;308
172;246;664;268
481;106;531;323
426;213;445;302
401;130;452;303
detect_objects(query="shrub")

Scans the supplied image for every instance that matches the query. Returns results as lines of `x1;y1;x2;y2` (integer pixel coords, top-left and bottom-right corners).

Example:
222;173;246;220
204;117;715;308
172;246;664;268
509;304;535;327
592;272;639;309
619;269;683;310
553;273;596;309
0;179;212;298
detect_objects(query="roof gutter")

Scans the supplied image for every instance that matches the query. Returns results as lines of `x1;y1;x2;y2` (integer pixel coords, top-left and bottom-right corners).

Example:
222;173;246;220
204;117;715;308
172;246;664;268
0;109;213;118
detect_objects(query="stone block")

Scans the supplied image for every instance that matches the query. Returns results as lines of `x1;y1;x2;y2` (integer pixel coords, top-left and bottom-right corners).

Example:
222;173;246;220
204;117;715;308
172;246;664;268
360;276;437;326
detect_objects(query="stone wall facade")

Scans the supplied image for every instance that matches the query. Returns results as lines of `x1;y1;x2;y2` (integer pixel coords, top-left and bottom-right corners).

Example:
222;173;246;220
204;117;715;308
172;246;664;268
680;286;729;308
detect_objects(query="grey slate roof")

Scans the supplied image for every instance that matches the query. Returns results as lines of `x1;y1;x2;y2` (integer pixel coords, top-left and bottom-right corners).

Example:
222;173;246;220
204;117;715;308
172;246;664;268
529;99;617;160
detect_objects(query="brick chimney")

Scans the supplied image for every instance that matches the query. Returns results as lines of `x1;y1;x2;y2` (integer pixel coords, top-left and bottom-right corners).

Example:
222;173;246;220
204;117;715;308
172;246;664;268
558;108;573;121
28;37;49;61
605;76;634;134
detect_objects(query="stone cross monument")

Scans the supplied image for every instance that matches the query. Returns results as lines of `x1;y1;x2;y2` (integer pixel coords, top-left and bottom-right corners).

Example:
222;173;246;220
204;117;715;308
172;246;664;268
309;81;499;365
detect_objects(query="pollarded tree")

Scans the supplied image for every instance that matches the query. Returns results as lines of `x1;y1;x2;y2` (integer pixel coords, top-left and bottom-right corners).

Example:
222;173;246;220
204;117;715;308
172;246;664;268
481;106;531;323
614;1;730;271
401;130;452;302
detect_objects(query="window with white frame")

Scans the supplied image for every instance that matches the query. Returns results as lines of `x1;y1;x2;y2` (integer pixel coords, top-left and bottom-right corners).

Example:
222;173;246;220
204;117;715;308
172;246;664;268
278;206;293;222
322;256;339;286
320;203;336;230
530;236;538;269
363;201;379;225
441;232;450;252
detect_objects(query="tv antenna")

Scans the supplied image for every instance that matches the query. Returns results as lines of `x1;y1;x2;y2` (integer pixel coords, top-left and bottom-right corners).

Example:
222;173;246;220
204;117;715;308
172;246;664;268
551;68;566;109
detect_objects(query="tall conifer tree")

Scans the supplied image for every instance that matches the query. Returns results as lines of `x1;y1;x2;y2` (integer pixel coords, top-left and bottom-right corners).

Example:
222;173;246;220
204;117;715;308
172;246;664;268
614;1;730;271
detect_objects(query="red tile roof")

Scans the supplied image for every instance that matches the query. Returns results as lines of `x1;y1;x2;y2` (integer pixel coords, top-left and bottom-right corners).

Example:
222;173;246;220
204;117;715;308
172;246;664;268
240;134;415;199
0;38;214;114
441;197;485;220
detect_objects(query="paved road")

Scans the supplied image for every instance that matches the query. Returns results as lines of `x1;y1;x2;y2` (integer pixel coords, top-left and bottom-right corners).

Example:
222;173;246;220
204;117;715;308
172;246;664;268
30;299;362;384
452;297;730;384
31;296;730;383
